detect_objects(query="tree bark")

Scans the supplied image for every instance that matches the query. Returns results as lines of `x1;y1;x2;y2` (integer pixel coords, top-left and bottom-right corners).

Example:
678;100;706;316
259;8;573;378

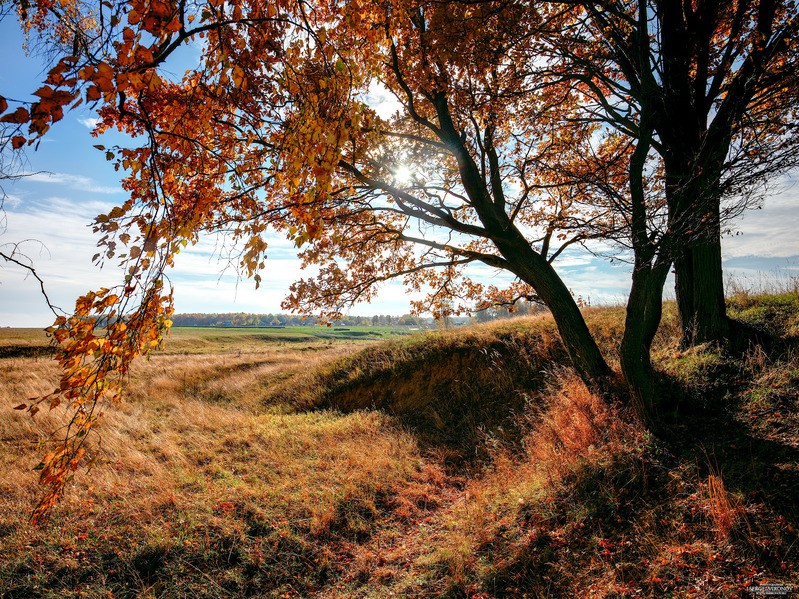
620;259;671;417
674;236;730;346
668;155;731;347
510;249;613;389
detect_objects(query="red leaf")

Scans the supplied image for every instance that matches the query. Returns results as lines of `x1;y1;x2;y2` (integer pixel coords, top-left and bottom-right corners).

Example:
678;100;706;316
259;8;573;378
14;403;28;410
86;85;101;102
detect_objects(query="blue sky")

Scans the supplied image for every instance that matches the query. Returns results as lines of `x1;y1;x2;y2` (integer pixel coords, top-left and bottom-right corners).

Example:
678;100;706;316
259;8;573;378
1;18;797;327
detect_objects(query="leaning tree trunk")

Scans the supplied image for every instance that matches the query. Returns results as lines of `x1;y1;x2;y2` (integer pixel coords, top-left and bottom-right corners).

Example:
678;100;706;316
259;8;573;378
513;248;613;390
620;110;670;418
429;92;613;394
483;221;614;391
620;258;671;418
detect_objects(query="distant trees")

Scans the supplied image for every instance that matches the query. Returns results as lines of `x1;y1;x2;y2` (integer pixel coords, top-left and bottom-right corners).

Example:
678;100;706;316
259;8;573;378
168;309;535;328
168;312;437;327
2;0;797;518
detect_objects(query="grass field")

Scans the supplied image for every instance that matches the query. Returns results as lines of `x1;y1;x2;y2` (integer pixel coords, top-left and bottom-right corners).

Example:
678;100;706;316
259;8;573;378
1;296;798;597
0;324;416;358
164;325;417;352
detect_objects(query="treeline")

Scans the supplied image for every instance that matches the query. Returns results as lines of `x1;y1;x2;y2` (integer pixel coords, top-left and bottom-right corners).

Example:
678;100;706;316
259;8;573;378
171;312;430;327
172;302;544;328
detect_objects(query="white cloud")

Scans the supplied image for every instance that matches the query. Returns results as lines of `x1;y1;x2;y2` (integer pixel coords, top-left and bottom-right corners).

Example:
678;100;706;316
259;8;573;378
1;193;22;209
78;117;101;130
3;159;799;326
23;172;122;195
723;179;799;258
365;80;403;120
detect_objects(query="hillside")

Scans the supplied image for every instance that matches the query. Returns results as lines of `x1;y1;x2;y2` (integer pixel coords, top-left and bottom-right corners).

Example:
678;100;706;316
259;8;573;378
1;292;798;598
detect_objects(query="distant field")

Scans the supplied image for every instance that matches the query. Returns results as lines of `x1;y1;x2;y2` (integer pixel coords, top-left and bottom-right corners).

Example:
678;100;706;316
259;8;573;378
0;324;420;357
162;325;420;354
0;328;54;358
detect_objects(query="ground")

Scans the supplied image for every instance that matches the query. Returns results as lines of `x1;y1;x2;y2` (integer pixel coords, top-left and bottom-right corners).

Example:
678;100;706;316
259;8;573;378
1;293;798;598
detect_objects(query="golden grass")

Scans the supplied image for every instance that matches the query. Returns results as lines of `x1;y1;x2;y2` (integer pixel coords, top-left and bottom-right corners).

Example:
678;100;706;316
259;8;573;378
1;337;446;597
2;296;798;597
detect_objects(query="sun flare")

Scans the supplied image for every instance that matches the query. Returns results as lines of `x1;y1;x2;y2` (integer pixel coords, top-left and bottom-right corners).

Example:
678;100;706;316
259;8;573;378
393;165;414;185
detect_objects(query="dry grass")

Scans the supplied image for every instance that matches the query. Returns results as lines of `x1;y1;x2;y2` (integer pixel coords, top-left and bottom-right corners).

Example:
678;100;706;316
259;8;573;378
1;337;447;597
328;372;648;598
705;473;744;542
264;316;566;464
2;294;798;597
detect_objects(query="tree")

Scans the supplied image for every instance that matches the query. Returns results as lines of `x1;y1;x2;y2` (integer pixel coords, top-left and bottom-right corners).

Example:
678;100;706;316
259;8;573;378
1;0;621;520
546;0;799;347
3;0;795;519
527;0;798;407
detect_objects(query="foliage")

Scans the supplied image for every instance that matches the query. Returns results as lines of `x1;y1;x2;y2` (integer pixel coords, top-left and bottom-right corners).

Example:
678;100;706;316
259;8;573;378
2;0;598;517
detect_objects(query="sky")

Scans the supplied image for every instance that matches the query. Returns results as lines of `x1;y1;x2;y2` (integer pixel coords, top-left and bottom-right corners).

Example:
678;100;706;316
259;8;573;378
1;19;798;327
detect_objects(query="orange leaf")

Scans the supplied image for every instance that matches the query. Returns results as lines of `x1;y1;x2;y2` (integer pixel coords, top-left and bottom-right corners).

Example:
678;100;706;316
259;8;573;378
86;86;101;102
94;63;116;93
33;86;54;99
134;45;154;64
0;107;30;124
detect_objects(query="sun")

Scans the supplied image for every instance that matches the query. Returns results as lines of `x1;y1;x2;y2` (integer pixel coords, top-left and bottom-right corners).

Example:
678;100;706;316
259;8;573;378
393;165;414;185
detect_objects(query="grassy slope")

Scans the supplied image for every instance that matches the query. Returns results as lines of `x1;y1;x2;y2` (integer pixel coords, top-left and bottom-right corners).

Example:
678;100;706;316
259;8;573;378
1;293;797;598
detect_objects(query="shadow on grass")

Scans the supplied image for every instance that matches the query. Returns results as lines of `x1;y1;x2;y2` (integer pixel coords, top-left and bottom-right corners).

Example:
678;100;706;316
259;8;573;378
0;345;56;359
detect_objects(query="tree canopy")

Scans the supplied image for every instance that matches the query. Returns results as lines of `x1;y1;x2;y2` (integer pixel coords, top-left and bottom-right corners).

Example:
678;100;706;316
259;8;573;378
2;0;797;522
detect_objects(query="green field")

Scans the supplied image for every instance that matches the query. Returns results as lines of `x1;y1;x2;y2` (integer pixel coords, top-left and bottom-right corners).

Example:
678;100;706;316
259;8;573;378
162;325;420;354
0;324;419;357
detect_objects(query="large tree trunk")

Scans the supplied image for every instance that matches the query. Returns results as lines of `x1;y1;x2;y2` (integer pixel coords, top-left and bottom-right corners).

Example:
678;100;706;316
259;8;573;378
674;234;730;346
667;151;731;348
